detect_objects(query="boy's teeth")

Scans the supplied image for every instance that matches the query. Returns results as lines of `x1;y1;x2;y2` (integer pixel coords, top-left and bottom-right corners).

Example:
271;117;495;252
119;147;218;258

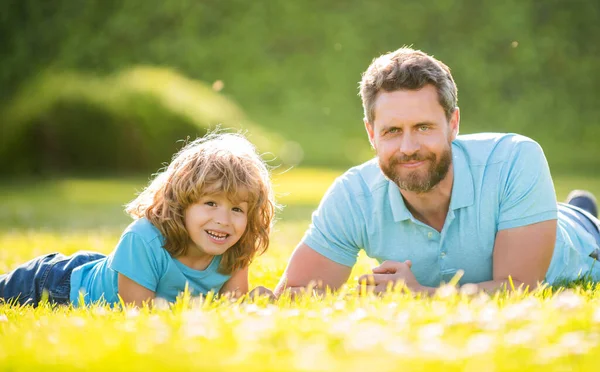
207;230;227;239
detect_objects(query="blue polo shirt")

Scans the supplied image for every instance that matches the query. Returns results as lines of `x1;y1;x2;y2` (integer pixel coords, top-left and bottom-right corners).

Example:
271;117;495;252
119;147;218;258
302;133;600;286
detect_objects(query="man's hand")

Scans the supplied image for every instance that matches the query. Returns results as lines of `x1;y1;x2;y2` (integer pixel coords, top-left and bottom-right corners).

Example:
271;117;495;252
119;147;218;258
357;260;424;294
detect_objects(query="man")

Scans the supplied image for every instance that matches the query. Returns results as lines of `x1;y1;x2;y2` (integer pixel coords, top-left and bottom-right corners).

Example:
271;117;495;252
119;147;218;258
275;47;600;295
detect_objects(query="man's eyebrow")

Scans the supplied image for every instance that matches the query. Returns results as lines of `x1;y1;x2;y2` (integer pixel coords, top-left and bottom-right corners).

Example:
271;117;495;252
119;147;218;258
379;121;437;131
379;122;401;131
414;121;437;126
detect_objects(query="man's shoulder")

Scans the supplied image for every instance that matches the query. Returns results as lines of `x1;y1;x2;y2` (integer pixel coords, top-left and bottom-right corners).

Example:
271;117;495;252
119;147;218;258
334;158;388;197
454;132;542;166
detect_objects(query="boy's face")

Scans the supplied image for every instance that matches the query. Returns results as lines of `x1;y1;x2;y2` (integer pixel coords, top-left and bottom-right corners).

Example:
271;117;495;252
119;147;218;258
184;192;248;259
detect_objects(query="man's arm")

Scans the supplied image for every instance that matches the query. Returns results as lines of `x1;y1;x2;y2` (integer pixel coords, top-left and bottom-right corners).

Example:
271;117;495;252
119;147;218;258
360;219;557;294
481;139;558;291
219;266;249;297
485;219;556;290
274;243;353;297
432;219;556;293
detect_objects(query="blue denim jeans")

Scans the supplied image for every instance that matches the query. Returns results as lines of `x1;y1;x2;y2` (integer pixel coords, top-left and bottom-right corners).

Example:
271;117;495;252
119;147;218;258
0;251;105;307
561;203;600;260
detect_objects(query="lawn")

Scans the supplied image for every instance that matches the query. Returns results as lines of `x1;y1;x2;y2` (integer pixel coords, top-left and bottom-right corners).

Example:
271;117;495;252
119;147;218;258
1;168;600;371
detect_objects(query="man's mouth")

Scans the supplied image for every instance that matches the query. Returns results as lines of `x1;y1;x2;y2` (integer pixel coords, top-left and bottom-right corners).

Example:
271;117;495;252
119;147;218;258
398;160;425;168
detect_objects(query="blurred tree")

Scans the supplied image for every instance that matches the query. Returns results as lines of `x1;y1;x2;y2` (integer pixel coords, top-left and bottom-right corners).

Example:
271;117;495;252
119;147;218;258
0;67;281;175
1;0;598;173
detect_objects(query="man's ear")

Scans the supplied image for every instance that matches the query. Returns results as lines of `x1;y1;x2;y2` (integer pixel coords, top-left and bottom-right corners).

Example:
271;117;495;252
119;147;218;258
364;119;376;149
450;107;460;140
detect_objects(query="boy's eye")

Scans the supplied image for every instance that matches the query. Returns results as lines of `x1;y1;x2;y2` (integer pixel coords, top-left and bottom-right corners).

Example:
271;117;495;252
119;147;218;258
232;207;245;213
205;201;216;207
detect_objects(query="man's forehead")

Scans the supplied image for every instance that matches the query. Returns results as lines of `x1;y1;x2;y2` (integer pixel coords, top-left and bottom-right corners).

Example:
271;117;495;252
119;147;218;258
375;87;442;111
373;88;446;125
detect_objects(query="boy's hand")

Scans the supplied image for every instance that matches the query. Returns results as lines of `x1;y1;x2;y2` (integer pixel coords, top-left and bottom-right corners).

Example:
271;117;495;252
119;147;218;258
249;285;276;300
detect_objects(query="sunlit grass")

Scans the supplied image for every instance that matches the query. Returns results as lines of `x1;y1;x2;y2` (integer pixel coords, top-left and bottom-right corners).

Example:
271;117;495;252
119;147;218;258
1;286;600;371
1;168;600;370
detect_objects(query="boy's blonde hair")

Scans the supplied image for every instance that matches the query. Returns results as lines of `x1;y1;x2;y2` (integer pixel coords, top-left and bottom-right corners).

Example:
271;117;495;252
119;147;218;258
126;132;276;275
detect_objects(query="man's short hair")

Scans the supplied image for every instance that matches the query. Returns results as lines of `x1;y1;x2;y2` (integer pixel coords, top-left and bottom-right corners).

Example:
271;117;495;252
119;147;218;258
359;47;458;123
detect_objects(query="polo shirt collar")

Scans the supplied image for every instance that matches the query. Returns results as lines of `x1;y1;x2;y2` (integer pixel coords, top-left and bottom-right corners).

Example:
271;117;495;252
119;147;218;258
389;181;412;222
388;143;474;223
448;144;475;211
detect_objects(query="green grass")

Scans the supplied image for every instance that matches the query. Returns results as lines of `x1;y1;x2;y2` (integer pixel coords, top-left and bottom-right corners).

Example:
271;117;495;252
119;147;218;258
1;169;600;371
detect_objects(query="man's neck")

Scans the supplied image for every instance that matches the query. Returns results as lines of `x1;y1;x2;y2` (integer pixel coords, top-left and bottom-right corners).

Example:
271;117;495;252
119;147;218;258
399;164;454;232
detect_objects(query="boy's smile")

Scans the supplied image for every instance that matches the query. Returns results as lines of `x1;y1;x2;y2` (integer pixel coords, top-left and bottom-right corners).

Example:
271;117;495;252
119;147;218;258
205;229;230;243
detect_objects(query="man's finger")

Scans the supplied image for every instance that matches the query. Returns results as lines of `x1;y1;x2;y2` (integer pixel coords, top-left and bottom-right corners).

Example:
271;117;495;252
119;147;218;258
370;283;399;294
372;260;403;274
358;273;396;286
356;281;406;295
357;274;376;285
355;284;377;295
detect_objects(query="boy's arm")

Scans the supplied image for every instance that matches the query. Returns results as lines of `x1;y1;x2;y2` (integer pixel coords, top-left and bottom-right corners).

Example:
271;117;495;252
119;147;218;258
110;230;164;306
219;266;249;297
220;266;276;299
117;273;156;307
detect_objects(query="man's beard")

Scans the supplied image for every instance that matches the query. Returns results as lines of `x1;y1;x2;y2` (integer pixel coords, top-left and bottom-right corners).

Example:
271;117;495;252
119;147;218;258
380;145;452;193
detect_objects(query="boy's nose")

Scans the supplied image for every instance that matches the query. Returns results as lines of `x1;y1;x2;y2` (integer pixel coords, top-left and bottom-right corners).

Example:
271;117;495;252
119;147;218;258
214;209;231;225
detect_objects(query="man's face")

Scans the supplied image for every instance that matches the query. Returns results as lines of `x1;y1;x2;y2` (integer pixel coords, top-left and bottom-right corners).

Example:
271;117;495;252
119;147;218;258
365;85;459;193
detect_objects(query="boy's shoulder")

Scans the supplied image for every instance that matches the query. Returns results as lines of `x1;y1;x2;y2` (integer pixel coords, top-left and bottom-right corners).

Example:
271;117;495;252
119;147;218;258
113;218;170;264
122;218;165;245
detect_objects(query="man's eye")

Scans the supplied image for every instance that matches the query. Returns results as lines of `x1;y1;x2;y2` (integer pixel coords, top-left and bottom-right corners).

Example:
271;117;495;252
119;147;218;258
388;128;399;134
418;125;429;132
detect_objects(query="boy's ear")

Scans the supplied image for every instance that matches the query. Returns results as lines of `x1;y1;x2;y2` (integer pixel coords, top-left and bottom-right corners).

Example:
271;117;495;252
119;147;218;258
364;119;376;149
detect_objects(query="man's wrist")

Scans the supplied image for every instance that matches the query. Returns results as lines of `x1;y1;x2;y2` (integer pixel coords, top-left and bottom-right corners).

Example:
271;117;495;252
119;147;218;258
415;285;436;295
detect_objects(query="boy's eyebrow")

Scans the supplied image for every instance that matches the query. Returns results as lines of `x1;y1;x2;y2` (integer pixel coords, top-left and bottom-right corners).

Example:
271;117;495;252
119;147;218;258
225;194;249;204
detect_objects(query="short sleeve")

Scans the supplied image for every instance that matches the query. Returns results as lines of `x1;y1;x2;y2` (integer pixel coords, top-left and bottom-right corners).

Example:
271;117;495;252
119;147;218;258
497;140;558;230
301;177;364;267
109;232;164;291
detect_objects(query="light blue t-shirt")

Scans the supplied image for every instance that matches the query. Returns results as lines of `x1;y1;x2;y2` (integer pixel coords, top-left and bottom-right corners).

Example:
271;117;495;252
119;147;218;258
302;133;600;286
69;218;231;306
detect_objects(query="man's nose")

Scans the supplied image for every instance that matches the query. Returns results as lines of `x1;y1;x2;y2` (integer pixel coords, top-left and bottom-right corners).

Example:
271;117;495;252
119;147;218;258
399;133;419;155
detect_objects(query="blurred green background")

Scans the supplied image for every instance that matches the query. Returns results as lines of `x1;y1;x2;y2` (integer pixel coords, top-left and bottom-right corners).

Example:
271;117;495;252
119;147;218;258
1;0;599;176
